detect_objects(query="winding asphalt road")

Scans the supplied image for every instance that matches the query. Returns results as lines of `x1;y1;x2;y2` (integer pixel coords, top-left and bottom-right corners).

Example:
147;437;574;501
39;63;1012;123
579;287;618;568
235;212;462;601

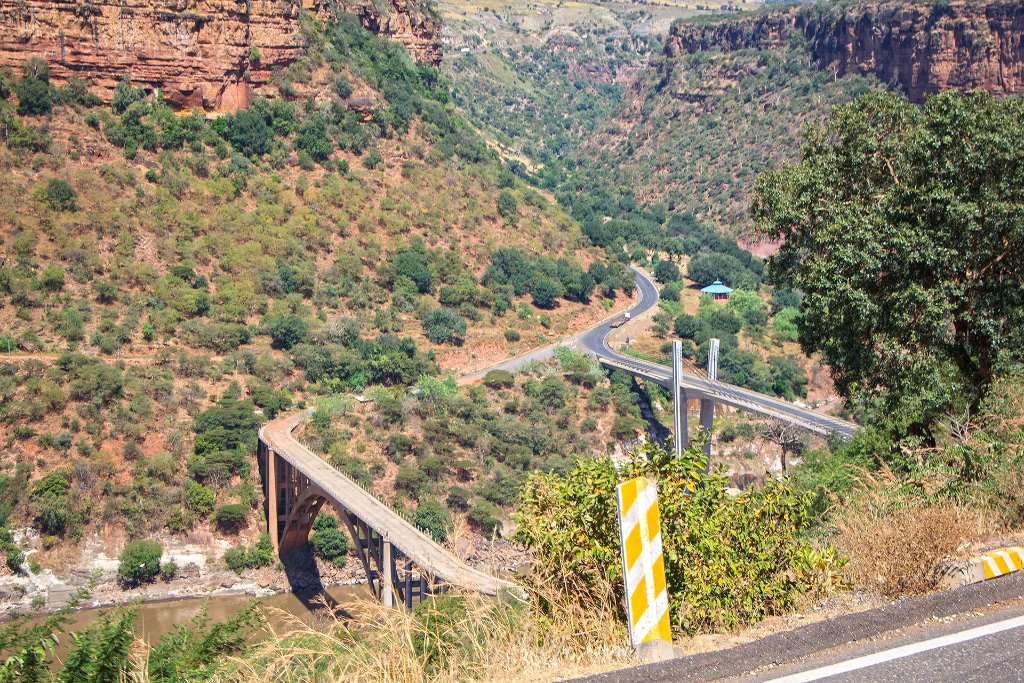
468;267;857;438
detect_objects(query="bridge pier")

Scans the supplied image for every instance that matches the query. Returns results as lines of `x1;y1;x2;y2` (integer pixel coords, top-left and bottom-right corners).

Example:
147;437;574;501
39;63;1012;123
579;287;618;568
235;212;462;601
699;399;715;461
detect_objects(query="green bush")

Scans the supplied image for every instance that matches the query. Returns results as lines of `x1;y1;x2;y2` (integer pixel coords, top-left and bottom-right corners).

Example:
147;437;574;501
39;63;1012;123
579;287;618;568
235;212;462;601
118;539;163;587
264;314;308;350
223;534;274;574
310;527;348;566
654;260;681;283
37;178;78;212
483;370;515;390
422;308;467;346
497;190;518;223
184;480;216;515
212;504;248;533
531;278;561;309
467;500;502;537
516;440;814;635
14;73;51;116
414;499;452;542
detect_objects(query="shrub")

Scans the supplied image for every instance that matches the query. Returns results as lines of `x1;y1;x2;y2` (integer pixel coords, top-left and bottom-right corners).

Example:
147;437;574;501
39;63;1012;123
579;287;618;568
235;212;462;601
112;75;145;114
224;533;274;573
834;493;985;598
531;278;561;309
264;314;308;350
503;329;520;342
14;74;51;116
184;480;216;515
467;501;502;537
497;190;518;223
313;513;337;531
446;486;472;512
5;546;24;574
295;114;332;161
483;370;515;390
395;465;429;499
654;260;681;283
422;308;466;346
212;504;248;533
37;178;78;211
166;507;197;534
118;539;163;586
414;499;452;542
39;265;65;292
310;527;348;566
160;561;177;581
391;248;433;294
515;440;815;635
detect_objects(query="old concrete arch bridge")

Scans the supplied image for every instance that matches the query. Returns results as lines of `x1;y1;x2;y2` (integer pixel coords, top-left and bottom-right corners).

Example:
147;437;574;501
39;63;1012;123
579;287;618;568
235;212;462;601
258;413;517;608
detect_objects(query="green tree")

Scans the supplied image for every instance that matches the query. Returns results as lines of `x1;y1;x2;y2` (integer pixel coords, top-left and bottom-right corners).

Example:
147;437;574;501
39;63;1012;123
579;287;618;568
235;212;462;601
654;260;681;283
264;314;308;350
496;190;518;224
531;277;561;309
753;91;1024;433
111;75;145;115
413;499;452;542
212;504;247;533
422;308;466;345
310;527;348;566
38;178;78;212
14;59;51;116
118;539;162;587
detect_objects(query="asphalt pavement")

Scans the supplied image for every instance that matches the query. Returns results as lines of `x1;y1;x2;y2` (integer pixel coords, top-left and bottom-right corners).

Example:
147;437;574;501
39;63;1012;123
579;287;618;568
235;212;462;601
576;571;1024;683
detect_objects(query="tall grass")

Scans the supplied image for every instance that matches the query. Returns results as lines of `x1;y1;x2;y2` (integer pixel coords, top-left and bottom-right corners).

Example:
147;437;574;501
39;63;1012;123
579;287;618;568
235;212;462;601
129;580;635;683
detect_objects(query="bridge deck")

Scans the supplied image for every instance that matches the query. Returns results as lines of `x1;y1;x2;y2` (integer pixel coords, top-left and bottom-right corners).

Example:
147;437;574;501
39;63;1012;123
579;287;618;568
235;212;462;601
599;356;857;439
260;413;516;596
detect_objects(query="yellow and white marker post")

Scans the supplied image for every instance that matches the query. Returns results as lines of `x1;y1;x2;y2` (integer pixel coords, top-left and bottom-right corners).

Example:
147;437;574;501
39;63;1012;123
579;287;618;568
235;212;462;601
616;476;674;663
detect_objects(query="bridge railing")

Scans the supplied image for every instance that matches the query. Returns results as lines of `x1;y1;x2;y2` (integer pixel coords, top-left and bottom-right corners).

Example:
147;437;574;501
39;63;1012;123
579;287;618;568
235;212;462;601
291;433;418;526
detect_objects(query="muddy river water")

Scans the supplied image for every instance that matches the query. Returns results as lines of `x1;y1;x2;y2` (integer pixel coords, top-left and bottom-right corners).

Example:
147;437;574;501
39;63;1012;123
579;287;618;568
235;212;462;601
25;584;374;662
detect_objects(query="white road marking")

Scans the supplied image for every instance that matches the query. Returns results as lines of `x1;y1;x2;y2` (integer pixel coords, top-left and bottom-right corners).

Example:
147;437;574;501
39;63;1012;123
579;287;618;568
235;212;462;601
760;613;1024;683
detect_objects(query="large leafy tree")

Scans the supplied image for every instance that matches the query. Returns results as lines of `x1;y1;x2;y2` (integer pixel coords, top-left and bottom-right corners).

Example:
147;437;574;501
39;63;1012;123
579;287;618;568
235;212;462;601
753;91;1024;434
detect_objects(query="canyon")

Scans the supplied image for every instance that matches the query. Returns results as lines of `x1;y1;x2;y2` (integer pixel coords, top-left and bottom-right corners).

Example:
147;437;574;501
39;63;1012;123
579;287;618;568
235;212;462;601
0;0;440;111
666;0;1024;103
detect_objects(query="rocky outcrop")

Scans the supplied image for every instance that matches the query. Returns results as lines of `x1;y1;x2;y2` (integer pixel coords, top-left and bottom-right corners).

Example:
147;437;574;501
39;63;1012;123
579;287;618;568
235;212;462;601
666;1;1024;102
0;0;441;111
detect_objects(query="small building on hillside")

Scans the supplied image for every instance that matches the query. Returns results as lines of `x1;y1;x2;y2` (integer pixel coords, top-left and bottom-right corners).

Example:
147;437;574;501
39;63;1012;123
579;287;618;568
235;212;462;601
701;280;733;301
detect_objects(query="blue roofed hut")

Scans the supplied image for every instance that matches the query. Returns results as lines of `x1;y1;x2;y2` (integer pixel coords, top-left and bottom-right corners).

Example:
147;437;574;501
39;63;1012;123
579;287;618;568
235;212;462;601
701;280;733;301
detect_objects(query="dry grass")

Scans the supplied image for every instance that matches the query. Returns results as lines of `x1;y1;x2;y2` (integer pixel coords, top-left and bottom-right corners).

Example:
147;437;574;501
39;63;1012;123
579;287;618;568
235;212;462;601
129;580;635;683
832;471;994;598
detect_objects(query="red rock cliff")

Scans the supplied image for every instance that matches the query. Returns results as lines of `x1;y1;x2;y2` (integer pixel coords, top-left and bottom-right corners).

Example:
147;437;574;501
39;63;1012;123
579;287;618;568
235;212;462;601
666;1;1024;102
0;0;441;111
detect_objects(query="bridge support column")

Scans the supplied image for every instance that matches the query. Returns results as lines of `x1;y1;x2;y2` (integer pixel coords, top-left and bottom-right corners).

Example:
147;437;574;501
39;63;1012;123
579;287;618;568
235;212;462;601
382;538;395;608
267;449;279;551
699;399;715;462
672;341;689;456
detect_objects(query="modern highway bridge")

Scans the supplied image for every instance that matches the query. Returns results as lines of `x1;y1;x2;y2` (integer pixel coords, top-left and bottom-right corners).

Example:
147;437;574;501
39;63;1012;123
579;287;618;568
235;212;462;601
258;413;517;607
578;268;857;442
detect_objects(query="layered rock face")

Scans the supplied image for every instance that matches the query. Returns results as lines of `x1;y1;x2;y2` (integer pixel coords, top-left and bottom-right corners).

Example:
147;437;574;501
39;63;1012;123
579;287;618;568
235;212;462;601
667;0;1024;102
0;0;440;111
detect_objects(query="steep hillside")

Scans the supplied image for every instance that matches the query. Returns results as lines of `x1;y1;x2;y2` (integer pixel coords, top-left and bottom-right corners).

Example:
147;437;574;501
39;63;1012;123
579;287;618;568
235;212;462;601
0;5;634;601
440;0;694;166
576;0;1024;237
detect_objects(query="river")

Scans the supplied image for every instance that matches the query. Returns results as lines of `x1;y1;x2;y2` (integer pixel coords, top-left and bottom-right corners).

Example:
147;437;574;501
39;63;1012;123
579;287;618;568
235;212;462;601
25;584;373;662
